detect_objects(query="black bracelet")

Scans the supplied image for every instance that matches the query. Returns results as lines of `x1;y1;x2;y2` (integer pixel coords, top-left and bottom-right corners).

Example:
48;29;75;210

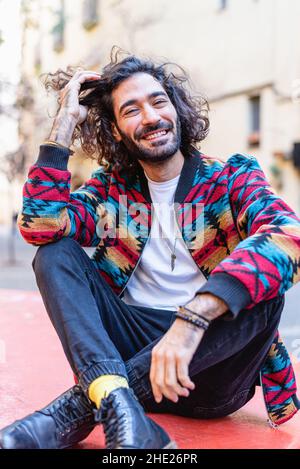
175;310;210;331
178;306;211;328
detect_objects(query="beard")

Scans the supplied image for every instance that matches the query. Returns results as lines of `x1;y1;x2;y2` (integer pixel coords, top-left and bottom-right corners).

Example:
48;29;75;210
117;118;181;164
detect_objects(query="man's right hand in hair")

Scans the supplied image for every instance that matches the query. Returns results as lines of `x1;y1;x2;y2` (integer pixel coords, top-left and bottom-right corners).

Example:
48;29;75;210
48;70;101;148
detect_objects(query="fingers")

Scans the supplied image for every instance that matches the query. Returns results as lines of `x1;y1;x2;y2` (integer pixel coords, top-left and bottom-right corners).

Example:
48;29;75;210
165;353;192;402
177;360;195;391
71;70;102;84
73;70;101;77
150;349;195;404
62;71;101;94
58;70;102;117
150;350;164;403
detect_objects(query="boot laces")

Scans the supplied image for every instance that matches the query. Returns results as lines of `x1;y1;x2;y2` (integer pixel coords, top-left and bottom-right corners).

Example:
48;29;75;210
98;396;128;449
48;387;93;437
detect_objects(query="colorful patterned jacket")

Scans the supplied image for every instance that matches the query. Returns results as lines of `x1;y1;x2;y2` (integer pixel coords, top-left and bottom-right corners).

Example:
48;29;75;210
18;144;300;426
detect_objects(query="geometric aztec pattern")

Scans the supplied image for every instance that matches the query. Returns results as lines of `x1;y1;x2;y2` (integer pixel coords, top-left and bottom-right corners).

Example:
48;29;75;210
17;147;300;426
260;331;300;426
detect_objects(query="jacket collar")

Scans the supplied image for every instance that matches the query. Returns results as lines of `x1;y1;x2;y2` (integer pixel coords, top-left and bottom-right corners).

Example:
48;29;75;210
136;147;202;204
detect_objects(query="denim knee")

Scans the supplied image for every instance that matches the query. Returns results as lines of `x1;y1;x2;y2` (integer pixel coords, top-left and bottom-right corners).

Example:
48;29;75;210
32;237;80;275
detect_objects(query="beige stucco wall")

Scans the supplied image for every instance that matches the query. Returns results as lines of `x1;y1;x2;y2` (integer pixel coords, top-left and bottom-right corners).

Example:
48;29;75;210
2;0;299;225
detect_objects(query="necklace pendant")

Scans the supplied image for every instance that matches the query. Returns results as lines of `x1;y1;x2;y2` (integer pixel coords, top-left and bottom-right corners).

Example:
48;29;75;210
171;253;176;271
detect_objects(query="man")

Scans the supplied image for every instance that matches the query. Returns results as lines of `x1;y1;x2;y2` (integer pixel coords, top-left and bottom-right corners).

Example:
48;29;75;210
1;50;300;449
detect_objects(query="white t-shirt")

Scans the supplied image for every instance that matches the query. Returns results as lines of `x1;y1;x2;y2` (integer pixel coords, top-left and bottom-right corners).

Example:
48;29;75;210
122;172;207;310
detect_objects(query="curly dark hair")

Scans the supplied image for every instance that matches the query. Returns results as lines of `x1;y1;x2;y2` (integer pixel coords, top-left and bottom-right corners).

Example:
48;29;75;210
41;47;210;175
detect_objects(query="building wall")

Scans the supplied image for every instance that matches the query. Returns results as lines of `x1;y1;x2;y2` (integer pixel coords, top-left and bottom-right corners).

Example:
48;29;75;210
13;0;300;225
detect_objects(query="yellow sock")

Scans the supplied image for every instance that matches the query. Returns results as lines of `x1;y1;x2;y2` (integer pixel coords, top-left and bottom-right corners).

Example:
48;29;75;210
88;375;129;409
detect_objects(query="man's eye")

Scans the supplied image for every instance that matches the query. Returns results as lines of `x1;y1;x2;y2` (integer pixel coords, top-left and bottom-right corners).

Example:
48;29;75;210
125;108;139;115
153;100;167;105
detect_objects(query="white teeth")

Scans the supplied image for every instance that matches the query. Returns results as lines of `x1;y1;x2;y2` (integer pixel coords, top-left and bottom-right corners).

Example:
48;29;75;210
144;130;167;140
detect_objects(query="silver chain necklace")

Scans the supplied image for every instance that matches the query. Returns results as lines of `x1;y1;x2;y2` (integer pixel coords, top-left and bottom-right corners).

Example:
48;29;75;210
153;203;179;272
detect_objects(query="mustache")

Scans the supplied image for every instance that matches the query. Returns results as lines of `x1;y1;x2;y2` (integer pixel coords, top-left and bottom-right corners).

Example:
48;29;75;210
135;122;173;140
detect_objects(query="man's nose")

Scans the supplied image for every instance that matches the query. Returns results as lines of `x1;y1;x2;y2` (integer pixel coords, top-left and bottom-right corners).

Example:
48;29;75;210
141;105;161;126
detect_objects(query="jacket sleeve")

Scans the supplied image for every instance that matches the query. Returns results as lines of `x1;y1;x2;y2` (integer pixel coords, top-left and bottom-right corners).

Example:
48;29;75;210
17;144;109;247
197;153;300;317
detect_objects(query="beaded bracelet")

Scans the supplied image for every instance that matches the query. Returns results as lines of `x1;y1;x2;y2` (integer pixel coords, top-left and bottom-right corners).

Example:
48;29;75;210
175;306;211;331
175;311;210;330
179;306;211;327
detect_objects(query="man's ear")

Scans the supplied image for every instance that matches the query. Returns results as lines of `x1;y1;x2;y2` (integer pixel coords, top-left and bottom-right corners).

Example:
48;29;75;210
112;123;122;142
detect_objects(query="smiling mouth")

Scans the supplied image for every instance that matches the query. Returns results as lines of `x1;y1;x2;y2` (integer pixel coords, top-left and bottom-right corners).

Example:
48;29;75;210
142;129;170;141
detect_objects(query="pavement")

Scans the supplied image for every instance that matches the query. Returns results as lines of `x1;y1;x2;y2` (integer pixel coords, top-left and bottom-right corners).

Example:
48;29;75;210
1;287;300;448
1;223;300;449
0;224;300;357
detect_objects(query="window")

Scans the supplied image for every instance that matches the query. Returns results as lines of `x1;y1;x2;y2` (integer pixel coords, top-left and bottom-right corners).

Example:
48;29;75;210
218;0;228;10
52;0;65;53
248;95;261;146
292;143;300;169
82;0;99;31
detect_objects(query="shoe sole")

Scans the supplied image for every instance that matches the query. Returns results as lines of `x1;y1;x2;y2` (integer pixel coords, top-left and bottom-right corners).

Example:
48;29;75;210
163;440;177;449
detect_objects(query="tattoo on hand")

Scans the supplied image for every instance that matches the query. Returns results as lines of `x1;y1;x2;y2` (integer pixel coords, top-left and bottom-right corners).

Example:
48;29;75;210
188;294;228;322
183;323;202;347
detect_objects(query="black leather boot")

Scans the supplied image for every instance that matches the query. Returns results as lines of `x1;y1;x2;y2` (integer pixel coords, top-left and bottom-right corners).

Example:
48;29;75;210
0;385;95;449
95;387;177;449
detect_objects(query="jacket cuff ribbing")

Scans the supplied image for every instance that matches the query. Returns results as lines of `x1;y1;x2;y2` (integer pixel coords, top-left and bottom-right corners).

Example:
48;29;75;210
35;144;71;170
197;273;251;319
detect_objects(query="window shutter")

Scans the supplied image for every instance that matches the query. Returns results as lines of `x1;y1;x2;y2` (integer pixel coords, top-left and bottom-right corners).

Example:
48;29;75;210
82;0;99;31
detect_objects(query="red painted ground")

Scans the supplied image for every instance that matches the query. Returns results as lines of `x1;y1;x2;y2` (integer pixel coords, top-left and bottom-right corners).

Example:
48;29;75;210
0;289;300;449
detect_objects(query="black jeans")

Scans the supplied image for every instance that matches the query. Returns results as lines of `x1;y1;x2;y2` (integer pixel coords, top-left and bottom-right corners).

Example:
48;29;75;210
32;238;284;419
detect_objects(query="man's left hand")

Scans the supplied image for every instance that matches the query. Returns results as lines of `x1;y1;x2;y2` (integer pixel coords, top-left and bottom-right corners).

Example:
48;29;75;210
150;293;228;404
